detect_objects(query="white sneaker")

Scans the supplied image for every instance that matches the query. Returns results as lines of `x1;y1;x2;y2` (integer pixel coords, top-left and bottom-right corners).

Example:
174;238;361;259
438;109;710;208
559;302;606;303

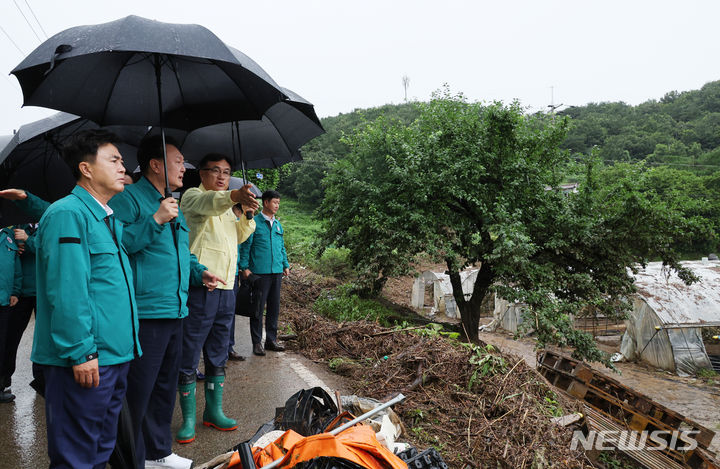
145;452;193;469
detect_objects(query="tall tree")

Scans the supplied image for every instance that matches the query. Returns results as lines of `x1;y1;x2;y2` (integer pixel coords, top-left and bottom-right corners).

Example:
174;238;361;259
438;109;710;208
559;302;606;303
321;90;706;362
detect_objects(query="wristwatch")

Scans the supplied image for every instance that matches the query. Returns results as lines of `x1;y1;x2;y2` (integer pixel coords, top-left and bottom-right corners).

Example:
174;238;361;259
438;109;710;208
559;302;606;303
84;352;99;362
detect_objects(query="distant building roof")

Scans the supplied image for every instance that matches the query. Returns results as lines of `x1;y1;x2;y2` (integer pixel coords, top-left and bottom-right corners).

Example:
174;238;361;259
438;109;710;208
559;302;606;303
544;182;578;194
632;261;720;327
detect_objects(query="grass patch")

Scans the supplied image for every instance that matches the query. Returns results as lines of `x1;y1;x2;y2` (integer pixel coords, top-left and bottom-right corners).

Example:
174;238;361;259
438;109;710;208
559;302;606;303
278;197;322;266
313;283;396;326
279;197;354;279
697;368;718;380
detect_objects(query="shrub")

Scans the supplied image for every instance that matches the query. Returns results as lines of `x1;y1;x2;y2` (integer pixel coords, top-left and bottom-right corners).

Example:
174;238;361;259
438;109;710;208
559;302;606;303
313;283;395;326
315;247;353;279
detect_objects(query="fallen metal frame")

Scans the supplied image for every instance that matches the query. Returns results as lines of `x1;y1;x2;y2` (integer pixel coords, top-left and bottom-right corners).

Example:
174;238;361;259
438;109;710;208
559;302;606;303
537;350;718;469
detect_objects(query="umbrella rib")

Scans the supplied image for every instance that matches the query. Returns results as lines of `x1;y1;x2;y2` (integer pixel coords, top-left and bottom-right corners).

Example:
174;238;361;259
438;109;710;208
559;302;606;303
266;115;294;161
166;56;188;113
100;52;138;125
214;60;276;121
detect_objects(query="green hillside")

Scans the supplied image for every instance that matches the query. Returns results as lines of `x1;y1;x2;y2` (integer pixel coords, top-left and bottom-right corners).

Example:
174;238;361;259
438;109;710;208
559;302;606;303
278;102;420;206
559;80;720;171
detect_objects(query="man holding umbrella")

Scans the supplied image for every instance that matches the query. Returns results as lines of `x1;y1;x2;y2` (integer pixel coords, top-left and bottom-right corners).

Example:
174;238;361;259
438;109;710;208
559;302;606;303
108;135;239;468
176;153;257;443
31;129;141;469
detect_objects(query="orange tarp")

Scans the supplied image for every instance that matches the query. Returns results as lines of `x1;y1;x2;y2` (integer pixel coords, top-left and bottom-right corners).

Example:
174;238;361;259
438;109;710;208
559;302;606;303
228;424;407;469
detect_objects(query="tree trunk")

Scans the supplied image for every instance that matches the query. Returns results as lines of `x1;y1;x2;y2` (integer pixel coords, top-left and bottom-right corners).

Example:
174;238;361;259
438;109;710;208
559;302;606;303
448;261;494;343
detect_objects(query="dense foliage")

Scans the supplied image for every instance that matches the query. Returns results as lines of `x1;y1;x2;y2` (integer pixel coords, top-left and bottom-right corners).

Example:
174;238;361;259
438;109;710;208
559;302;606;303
560;80;720;172
318;90;707;362
278;102;420;206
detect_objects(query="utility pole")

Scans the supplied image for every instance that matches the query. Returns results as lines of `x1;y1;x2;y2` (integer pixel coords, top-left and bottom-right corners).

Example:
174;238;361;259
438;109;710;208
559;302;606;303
402;75;410;102
547;85;563;117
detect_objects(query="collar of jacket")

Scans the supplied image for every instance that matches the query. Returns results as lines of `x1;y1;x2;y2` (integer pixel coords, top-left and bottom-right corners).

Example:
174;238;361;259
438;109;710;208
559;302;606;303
71;185;110;222
135;175;166;200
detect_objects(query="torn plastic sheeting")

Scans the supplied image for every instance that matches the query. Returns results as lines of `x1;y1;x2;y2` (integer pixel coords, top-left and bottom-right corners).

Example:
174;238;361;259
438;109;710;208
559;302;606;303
340;395;406;437
228;425;408;469
667;327;712;376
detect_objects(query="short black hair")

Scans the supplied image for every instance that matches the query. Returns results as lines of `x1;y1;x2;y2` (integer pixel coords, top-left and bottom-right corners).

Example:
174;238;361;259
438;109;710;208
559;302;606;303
136;134;181;175
262;190;281;203
62;129;123;181
198;153;232;170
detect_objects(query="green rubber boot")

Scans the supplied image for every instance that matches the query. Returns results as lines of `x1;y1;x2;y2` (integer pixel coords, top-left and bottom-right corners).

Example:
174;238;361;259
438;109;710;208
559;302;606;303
202;375;238;431
176;382;197;443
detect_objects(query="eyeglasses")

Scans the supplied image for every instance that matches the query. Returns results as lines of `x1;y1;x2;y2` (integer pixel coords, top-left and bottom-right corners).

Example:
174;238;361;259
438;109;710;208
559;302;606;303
200;167;231;177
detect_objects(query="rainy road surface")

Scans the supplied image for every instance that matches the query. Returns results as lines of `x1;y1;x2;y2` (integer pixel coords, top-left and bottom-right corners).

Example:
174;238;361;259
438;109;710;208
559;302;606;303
0;315;348;468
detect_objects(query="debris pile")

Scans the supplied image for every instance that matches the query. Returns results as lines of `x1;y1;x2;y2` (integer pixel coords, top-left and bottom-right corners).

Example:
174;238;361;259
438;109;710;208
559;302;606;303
281;272;591;467
197;388;440;469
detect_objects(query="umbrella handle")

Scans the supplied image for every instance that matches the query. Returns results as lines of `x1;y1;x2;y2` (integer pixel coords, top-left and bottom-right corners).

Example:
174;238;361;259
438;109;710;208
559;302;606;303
239;157;253;220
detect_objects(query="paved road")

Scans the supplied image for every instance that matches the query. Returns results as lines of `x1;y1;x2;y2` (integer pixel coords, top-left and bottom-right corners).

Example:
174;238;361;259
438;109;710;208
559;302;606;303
0;315;347;468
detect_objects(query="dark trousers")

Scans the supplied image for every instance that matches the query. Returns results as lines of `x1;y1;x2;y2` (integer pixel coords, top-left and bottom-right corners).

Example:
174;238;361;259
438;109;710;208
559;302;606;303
229;278;238;352
126;318;182;465
180;286;235;377
0;304;12;389
44;362;130;469
0;296;34;388
250;273;283;345
228;315;236;352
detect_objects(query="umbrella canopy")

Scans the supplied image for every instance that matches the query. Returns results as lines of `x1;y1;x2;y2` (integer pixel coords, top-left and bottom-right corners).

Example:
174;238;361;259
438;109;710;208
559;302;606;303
0;136;11;153
0;112;143;226
151;88;325;170
229;176;262;197
11;15;286;131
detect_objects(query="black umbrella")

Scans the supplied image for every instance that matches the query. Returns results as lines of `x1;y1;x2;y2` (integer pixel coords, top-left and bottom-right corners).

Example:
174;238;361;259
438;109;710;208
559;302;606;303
11;15;286;196
150;87;324;186
0;112;143;226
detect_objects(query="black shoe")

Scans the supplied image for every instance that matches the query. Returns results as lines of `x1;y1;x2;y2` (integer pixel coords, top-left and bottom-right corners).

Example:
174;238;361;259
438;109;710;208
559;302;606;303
264;341;286;352
253;343;265;356
0;390;15;403
228;349;246;361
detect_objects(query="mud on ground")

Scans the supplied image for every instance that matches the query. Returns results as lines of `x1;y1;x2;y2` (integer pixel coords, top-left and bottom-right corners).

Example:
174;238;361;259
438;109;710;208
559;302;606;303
280;269;592;468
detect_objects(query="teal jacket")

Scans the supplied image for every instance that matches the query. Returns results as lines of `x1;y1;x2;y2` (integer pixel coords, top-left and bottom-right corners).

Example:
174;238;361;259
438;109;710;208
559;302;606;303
31;186;141;367
15;223;38;297
238;213;289;274
109;176;207;319
0;227;21;306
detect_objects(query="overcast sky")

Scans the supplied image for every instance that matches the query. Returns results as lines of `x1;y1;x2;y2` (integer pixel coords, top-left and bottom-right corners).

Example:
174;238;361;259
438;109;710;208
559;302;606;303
1;0;719;135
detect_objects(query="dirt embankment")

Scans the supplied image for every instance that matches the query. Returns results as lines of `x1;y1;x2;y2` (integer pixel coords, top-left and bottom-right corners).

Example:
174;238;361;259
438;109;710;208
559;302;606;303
280;269;592;468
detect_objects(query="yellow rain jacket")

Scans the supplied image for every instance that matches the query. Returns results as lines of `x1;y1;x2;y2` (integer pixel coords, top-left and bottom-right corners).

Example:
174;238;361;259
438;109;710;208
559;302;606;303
180;185;255;289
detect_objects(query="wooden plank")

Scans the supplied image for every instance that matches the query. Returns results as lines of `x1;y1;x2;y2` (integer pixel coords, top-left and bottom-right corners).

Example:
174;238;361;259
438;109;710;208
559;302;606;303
537;351;717;451
584;405;687;469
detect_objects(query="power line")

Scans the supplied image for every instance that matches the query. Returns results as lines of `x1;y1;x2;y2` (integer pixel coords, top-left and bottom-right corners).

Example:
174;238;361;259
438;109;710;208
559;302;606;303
12;0;42;42
0;23;26;56
23;0;47;39
3;74;21;92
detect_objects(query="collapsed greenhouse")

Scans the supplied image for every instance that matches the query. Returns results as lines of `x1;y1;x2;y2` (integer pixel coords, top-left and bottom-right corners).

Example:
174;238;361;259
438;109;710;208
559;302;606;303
619;260;720;376
413;260;720;376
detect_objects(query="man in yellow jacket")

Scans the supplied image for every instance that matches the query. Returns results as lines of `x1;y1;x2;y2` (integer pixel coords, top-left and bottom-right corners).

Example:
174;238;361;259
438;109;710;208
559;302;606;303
176;153;257;443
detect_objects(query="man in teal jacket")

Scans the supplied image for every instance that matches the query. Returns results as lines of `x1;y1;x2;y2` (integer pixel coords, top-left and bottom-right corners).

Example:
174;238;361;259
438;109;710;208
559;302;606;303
0;223;37;404
0;137;234;469
239;190;290;356
0;225;21;403
32;129;141;468
109;136;225;469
